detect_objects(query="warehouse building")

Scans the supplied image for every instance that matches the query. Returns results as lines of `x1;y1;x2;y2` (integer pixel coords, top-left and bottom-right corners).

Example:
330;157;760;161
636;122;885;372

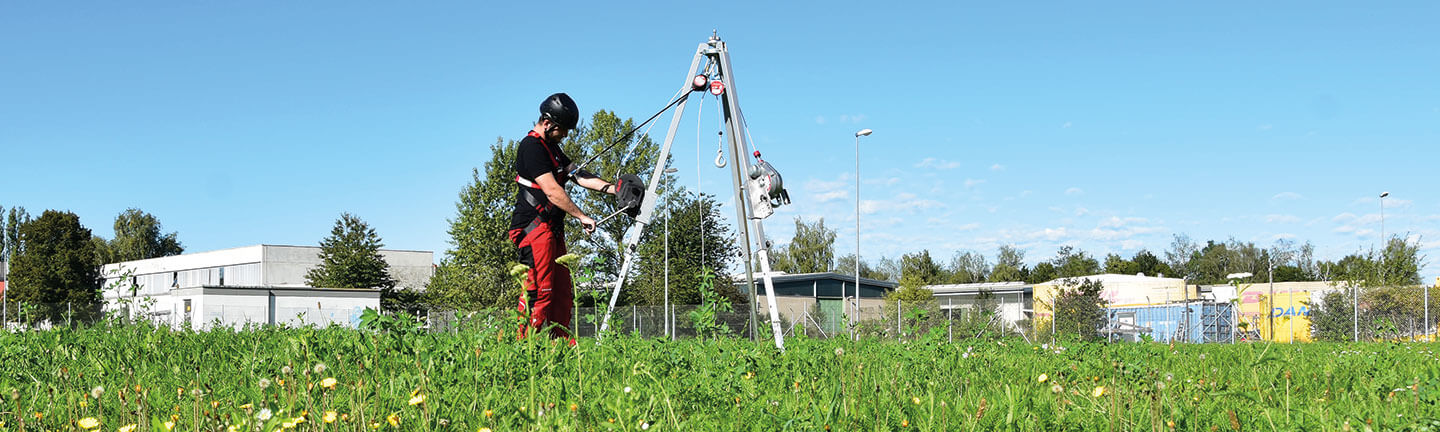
100;245;433;329
741;272;898;335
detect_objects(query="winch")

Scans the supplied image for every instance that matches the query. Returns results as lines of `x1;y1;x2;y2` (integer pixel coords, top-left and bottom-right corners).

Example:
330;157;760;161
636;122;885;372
746;151;790;219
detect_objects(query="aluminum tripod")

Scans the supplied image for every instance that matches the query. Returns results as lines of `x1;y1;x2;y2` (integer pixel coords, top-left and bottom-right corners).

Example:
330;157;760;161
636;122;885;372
597;34;787;351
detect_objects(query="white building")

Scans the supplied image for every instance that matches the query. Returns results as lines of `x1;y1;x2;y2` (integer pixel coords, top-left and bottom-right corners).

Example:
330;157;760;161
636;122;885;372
100;245;433;329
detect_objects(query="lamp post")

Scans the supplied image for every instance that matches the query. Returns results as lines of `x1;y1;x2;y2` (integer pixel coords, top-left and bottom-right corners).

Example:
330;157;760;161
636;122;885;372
1379;192;1388;287
853;128;872;339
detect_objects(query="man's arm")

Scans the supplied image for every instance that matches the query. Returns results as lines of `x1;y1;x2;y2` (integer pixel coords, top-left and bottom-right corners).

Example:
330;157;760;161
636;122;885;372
532;172;597;233
569;166;616;195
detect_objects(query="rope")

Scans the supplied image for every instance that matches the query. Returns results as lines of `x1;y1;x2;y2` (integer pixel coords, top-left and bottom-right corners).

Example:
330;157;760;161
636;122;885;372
571;88;692;177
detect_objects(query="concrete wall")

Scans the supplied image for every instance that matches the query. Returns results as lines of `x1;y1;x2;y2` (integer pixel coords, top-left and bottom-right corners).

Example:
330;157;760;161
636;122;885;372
117;287;378;329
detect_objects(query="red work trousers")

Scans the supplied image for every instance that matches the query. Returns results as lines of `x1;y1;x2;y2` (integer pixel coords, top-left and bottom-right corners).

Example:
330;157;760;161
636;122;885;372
508;220;573;341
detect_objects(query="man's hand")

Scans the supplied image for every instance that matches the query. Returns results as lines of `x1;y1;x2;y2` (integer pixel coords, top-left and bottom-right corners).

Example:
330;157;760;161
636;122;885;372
579;214;597;234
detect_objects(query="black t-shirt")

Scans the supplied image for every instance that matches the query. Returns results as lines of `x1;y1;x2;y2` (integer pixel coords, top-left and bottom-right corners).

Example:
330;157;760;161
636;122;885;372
510;132;572;230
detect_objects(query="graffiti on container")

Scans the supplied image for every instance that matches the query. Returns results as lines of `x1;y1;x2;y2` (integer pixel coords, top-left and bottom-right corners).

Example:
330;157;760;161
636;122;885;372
1270;306;1309;317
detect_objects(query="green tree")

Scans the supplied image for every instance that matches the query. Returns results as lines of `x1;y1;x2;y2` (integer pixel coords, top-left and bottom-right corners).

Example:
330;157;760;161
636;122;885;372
6;207;30;261
1308;289;1355;342
771;217;837;274
899;250;943;288
7;210;102;324
629;191;742;306
1027;262;1057;284
564;110;675;287
1164;234;1198;278
428;138;520;310
1103;253;1139;275
1130;249;1175;278
305;213;401;309
946;250;990;284
1048;278;1109;341
1050;246;1100;278
833;254;887;281
108;208;184;263
988;245;1028;282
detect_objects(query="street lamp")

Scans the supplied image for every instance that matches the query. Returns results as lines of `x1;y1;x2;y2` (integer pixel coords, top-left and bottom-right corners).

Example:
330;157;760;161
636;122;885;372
663;167;678;339
1379;192;1388;287
853;128;872;338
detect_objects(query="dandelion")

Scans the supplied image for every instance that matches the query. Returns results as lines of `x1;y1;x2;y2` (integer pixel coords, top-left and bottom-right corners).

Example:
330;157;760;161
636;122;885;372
163;421;175;431
324;412;338;424
483;409;493;418
386;413;400;427
1038;373;1048;383
1050;384;1063;394
313;363;327;375
240;403;253;410
120;425;137;432
1092;386;1106;397
78;417;101;429
1156;381;1167;391
257;408;273;421
190;388;203;397
258;378;272;389
408;394;426;406
569;403;578;411
902;419;910;427
835;347;844;357
90;386;105;399
321;377;338;389
911;396;921;405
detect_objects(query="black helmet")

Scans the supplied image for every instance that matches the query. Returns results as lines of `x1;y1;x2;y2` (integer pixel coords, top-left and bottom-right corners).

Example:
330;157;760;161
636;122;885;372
539;93;579;130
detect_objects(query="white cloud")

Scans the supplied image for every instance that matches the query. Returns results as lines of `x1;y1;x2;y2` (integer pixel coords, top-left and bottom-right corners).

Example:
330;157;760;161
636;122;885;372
1098;216;1148;228
1272;192;1302;201
1065;187;1084;196
1074;207;1089;216
1384;198;1413;209
1120;240;1145;250
990;164;1005;171
1028;227;1072;241
964;178;986;188
916;158;962;170
859;200;884;215
813;190;848;203
863;177;901;186
1265;214;1301;224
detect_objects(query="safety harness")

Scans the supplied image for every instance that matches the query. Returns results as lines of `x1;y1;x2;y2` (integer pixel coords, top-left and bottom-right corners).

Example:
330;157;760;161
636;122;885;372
514;130;564;240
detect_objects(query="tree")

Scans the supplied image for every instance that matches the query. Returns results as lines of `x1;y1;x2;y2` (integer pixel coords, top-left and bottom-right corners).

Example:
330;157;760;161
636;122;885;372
1131;250;1175;277
946;251;990;284
7;210;102;324
428;138;522;310
1050;246;1100;278
305;213;401;309
1027;262;1057;284
898;250;943;288
1165;234;1198;278
563;110;676;287
1103;253;1139;275
5;207;30;262
108;208;184;263
988;245;1028;282
771;217;837;274
833;254;887;281
629;191;742;306
1048;278;1109;341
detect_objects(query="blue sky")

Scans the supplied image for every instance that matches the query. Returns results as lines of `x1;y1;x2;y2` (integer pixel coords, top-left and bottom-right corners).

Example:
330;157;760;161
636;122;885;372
3;2;1436;283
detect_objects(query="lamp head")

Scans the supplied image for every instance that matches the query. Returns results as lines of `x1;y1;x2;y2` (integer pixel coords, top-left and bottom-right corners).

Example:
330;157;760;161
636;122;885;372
855;129;873;137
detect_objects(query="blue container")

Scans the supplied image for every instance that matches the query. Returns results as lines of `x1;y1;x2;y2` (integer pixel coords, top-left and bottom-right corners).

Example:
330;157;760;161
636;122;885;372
1103;302;1235;343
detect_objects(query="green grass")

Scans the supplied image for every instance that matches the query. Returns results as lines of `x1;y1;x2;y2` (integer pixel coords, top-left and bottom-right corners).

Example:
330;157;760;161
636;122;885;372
2;318;1438;431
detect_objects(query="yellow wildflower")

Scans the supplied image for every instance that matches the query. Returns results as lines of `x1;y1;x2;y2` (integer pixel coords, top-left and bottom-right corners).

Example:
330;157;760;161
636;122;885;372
1038;373;1048;383
78;417;101;429
569;403;578;411
483;409;493;418
324;411;338;424
902;419;910;427
408;394;426;406
1092;386;1106;397
281;421;296;429
119;425;137;432
163;421;175;431
479;429;493;432
321;377;338;389
239;403;253;410
911;396;921;405
386;413;400;427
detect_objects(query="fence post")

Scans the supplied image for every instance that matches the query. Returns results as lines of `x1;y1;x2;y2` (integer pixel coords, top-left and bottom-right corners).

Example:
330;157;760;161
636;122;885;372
896;300;902;339
947;306;953;343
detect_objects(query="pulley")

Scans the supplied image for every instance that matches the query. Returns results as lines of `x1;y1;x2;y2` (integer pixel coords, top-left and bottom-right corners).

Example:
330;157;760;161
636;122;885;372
746;151;790;220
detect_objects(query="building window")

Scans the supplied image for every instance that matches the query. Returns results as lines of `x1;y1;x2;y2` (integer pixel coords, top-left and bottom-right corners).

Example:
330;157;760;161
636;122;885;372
219;267;225;286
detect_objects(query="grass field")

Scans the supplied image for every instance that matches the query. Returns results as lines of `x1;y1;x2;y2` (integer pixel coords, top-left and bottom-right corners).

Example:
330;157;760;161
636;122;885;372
2;317;1438;431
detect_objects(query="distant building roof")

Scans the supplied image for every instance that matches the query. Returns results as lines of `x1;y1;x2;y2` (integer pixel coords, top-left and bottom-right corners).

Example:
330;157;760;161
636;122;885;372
1038;273;1185;286
925;281;1031;294
734;271;898;289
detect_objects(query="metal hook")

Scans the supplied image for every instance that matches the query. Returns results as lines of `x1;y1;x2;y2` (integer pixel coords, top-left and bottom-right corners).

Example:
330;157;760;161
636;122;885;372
714;148;726;168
